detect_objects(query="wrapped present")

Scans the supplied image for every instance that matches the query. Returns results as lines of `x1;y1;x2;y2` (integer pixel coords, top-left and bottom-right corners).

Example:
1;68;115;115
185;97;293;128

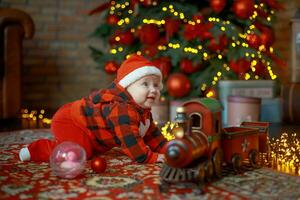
260;98;282;123
218;80;277;126
227;96;261;126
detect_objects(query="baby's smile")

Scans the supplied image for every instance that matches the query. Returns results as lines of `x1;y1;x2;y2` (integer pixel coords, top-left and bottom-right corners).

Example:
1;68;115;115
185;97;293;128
146;96;155;100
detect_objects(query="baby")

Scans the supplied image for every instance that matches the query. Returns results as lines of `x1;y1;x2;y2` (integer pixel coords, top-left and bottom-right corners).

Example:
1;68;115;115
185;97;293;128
19;54;167;163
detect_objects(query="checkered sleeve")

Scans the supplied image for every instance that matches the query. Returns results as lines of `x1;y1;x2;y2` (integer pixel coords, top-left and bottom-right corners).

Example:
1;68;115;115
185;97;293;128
143;118;167;154
108;103;159;163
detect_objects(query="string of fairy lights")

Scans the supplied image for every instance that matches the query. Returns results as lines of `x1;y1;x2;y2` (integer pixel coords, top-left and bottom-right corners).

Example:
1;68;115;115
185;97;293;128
269;133;300;175
107;1;279;97
20;109;52;128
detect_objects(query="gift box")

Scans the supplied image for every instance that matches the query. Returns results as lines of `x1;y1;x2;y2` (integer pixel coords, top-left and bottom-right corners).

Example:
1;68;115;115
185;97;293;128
218;80;277;126
260;98;282;123
227;96;261;126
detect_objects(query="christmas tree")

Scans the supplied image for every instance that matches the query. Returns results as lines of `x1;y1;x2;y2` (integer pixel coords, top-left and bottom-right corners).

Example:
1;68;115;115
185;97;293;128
89;0;284;99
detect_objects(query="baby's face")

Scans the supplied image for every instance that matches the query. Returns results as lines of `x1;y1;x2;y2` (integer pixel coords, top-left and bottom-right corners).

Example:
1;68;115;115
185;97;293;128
126;75;161;108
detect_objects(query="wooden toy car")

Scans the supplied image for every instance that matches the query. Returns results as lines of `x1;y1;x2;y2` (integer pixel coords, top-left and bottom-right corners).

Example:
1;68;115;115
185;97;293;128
160;98;268;185
240;121;270;153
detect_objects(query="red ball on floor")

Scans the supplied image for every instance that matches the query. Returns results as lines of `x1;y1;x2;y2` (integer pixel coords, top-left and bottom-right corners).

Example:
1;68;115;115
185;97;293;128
91;156;107;173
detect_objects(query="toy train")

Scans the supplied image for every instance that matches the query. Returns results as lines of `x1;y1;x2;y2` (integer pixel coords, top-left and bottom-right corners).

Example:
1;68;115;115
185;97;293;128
160;98;269;184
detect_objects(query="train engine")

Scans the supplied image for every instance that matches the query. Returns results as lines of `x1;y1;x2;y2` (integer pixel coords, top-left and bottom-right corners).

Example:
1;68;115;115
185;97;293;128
160;98;223;183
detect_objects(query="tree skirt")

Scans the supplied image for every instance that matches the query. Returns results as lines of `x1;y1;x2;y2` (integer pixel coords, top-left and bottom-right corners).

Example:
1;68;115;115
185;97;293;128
0;129;299;200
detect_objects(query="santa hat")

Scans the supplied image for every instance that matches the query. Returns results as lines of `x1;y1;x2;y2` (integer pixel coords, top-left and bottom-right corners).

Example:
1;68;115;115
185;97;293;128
117;54;163;88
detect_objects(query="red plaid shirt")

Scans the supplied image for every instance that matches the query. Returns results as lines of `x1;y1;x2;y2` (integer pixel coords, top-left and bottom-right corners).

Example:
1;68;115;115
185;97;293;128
70;81;167;163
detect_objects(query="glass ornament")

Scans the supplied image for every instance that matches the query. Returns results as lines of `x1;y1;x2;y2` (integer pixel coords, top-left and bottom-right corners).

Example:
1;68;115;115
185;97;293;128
50;141;86;179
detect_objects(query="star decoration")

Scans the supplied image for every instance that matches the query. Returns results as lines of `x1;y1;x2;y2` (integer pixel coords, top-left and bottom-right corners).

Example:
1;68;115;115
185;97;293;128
241;138;250;152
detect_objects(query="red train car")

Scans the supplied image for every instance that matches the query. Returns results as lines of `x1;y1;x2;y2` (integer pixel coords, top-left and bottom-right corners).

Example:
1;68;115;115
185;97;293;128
240;121;270;153
222;126;260;171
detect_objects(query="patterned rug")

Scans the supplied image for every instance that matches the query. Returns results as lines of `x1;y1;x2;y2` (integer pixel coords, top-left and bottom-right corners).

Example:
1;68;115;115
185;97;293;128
0;129;299;200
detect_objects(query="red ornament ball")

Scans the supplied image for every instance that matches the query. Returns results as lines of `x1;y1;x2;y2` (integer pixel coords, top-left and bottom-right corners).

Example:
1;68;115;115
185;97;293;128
104;61;119;74
229;58;251;75
152;57;172;78
180;59;201;74
259;27;275;48
138;24;160;45
208;34;228;52
106;14;119;25
167;73;191;98
91;157;107;173
165;18;181;38
109;30;134;46
232;0;255;19
119;30;135;45
143;45;159;57
183;23;198;41
210;0;226;13
246;34;260;49
254;61;267;76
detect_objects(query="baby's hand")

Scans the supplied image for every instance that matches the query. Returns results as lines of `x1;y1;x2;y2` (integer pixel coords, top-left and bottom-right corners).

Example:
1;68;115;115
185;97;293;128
157;154;165;163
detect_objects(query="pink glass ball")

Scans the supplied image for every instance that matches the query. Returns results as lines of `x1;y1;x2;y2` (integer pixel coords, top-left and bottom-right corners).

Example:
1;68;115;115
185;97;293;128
50;141;86;179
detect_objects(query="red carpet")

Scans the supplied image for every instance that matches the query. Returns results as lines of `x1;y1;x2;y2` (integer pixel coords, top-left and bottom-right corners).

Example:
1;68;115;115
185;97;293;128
0;129;299;199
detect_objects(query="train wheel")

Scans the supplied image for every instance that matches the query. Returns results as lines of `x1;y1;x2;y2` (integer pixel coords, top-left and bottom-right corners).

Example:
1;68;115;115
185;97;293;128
212;148;223;178
204;160;214;182
249;149;259;167
231;154;242;172
196;164;205;183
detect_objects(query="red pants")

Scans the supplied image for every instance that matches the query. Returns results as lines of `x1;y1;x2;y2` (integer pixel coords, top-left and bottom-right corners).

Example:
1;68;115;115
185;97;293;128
27;103;93;162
